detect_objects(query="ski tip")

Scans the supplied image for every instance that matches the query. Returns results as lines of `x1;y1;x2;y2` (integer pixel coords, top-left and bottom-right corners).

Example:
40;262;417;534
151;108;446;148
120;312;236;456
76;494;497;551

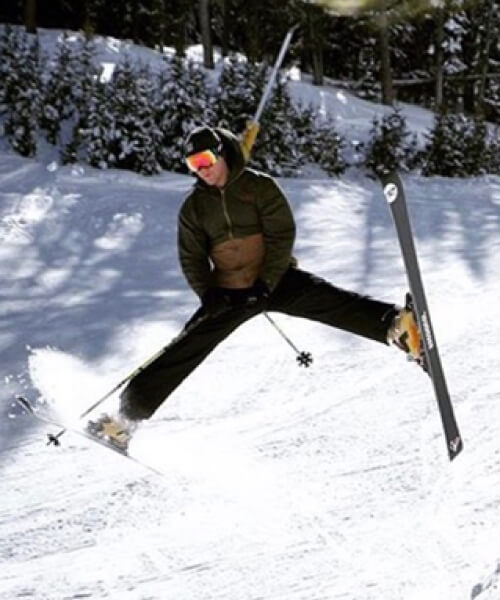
15;395;34;414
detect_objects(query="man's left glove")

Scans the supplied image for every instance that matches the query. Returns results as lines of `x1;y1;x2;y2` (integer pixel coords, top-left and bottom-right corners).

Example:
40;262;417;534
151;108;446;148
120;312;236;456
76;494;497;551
241;278;270;309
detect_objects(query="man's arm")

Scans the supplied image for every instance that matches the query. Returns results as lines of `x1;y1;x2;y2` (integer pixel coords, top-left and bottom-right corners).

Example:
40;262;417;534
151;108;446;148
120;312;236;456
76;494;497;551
257;176;296;291
178;198;211;298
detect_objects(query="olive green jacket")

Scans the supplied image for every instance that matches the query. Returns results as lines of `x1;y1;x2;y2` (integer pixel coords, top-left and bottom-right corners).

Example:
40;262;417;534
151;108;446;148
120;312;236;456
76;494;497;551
178;128;296;298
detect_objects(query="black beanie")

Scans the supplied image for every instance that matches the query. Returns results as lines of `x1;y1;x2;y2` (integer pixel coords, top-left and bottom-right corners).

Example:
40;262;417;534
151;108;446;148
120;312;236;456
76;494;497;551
184;126;222;157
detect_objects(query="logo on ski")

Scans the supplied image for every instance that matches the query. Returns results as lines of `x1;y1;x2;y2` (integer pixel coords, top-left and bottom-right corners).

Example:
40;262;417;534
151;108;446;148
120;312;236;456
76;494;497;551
420;310;434;350
383;183;398;204
449;436;462;454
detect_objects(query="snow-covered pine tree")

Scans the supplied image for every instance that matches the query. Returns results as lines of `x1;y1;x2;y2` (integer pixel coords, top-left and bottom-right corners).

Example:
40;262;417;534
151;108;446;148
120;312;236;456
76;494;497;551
214;54;266;133
39;33;78;146
155;54;213;172
306;115;347;177
422;112;490;177
463;116;489;174
364;108;417;176
485;127;500;175
251;75;304;176
106;59;161;175
289;103;347;176
0;25;18;118
291;102;316;160
3;30;41;157
83;78;113;170
61;36;101;164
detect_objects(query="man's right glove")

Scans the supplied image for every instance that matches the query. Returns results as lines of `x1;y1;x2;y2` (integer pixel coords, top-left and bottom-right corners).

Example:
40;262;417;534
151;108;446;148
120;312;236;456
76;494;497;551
240;121;260;162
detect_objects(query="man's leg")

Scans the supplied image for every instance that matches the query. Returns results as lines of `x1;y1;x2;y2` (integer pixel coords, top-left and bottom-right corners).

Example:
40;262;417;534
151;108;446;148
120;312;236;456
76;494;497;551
268;267;397;344
119;306;256;421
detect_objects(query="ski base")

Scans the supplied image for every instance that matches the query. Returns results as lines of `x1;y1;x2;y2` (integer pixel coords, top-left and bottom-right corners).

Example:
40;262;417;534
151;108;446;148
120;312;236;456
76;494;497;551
381;171;463;461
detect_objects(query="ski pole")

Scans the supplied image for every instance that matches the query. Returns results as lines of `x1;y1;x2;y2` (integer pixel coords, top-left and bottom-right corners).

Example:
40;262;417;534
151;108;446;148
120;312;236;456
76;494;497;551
254;24;299;125
240;23;299;161
263;311;313;367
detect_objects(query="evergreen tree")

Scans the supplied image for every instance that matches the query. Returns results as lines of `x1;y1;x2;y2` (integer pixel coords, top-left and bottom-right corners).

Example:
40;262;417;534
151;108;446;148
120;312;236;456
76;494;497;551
83;59;161;174
3;30;41;157
250;76;304;176
308;116;347;177
364;108;417;176
422;112;491;177
39;33;76;146
214;54;266;133
485;128;500;175
61;36;101;164
0;25;21;117
84;78;113;170
107;59;161;175
289;103;347;176
155;55;213;172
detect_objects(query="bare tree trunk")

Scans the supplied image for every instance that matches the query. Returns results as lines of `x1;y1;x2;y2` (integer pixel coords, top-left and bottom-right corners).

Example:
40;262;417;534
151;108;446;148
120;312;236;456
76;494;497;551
377;4;393;106
434;2;445;110
199;0;214;69
476;0;495;116
221;0;230;57
82;0;93;39
462;4;479;113
24;0;37;34
307;4;324;86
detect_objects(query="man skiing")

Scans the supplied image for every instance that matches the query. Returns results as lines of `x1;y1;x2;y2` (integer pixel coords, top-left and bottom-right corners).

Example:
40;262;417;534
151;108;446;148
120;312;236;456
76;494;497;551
88;125;423;451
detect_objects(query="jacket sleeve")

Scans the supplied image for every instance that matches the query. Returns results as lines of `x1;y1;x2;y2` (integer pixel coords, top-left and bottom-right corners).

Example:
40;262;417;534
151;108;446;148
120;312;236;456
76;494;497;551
257;176;296;291
178;196;211;298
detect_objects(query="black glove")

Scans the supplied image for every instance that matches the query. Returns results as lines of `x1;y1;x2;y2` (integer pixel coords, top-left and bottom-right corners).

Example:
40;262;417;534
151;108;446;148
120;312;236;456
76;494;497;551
201;287;231;317
241;278;270;309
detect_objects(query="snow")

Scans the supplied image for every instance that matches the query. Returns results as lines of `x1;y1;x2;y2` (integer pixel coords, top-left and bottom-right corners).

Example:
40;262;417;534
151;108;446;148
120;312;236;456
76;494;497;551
2;32;500;600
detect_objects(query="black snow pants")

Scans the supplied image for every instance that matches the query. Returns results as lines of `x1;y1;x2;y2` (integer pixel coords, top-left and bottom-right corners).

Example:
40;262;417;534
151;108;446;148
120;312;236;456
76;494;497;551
119;267;398;420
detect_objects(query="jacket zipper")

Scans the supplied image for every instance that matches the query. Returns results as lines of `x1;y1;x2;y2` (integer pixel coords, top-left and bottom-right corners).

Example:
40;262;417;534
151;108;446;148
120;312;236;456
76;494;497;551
220;189;234;239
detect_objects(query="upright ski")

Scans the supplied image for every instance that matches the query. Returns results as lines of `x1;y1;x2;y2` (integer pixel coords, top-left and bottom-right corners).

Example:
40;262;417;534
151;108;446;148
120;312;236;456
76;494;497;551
381;171;463;461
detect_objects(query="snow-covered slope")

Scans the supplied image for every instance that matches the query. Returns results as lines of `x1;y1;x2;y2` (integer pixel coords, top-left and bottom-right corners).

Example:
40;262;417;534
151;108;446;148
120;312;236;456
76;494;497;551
2;29;500;600
27;28;435;149
2;149;500;599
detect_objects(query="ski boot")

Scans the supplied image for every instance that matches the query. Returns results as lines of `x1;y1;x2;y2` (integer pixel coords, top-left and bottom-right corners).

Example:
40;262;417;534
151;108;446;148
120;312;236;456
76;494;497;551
387;293;428;371
85;413;137;452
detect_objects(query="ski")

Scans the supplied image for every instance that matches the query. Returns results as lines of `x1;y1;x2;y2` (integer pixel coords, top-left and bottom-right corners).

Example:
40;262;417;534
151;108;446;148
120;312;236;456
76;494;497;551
14;396;163;475
381;171;463;461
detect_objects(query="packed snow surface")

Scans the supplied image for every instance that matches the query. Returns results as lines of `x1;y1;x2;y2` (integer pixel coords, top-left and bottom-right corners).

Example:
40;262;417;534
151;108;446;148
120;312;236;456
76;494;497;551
2;150;500;600
2;30;500;600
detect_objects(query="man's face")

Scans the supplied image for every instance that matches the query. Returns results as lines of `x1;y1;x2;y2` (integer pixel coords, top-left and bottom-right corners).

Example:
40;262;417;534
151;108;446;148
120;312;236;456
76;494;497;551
196;155;229;189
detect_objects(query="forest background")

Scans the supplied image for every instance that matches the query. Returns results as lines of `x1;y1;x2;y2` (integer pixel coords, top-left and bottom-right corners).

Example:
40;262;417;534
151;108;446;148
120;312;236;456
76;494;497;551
2;0;500;178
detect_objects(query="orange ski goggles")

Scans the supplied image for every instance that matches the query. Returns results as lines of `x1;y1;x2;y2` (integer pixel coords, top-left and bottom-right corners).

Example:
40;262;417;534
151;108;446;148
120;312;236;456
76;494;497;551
186;149;220;173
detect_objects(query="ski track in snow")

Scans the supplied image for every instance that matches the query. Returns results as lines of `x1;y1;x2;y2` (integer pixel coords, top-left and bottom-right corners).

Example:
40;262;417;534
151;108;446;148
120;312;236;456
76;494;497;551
2;55;500;599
